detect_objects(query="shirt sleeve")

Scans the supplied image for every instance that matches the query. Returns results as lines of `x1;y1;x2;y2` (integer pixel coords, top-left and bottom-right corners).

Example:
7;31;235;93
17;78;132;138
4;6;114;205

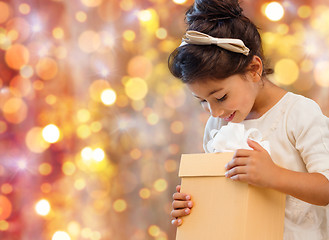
287;96;329;181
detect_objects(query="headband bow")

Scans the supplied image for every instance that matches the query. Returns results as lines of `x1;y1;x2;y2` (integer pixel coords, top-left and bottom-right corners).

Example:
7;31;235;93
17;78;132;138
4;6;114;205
180;30;250;56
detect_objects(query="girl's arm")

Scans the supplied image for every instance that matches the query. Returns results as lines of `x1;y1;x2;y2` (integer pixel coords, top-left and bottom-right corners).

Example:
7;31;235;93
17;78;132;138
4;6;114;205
225;139;329;206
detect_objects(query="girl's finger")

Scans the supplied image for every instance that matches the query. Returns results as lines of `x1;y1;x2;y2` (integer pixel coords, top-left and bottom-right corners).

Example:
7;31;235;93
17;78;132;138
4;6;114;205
176;185;181;193
225;166;248;178
171;208;191;218
172;200;193;210
172;192;191;201
171;218;183;226
225;157;249;170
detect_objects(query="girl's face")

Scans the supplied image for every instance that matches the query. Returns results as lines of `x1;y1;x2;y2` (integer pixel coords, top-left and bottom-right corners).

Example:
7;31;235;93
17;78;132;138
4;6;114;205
187;74;260;123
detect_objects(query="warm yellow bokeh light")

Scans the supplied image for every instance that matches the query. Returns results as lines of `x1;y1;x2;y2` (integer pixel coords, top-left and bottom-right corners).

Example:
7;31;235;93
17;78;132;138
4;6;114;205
92;148;105;162
76;124;91;139
153;179;168;192
123;30;136;41
172;0;188;5
170;121;184;134
53;27;64;39
265;2;284;21
113;199;127;212
138;10;152;22
36;57;58;80
78;30;101;53
314;61;329;87
139;188;151;199
0;2;10;24
274;58;299;85
124;77;148;101
62;162;76;176
20;65;34;78
52;231;71;240
81;0;102;7
42;124;61;143
156;28;167;39
5;44;30;70
39;163;52;176
101;89;117;105
35;199;51;216
25;127;50;153
77;109;91;123
19;3;31;15
148;225;160;237
81;147;93;161
0;220;9;231
75;11;87;22
298;5;312;19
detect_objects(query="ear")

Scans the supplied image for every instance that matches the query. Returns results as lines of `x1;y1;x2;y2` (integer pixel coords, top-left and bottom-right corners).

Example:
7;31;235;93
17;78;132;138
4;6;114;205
248;55;263;82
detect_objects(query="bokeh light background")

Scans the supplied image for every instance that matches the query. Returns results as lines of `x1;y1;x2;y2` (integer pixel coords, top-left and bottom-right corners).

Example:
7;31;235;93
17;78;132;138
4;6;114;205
0;0;329;239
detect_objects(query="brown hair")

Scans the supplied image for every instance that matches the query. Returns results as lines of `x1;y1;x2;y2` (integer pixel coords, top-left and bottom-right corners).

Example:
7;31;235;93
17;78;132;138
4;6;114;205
168;0;273;84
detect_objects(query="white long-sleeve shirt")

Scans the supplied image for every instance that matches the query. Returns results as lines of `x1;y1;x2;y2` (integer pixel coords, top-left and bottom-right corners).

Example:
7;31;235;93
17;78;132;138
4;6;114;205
203;92;329;240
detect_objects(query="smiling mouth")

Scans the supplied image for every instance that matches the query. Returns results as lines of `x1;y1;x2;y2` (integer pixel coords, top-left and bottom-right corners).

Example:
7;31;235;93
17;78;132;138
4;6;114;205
223;111;236;122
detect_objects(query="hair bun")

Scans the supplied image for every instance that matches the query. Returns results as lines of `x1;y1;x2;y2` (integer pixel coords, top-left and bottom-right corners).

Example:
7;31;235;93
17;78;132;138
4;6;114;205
186;0;243;23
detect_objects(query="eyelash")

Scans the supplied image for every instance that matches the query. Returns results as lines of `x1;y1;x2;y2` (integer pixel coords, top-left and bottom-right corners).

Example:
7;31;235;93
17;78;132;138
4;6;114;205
200;94;227;104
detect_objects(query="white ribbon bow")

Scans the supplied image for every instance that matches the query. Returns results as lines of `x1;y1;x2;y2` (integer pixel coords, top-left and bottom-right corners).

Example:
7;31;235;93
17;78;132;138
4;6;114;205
207;123;270;154
180;30;250;56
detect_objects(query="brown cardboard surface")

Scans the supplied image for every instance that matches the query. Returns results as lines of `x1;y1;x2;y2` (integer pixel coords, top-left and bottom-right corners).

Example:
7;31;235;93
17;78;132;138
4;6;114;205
176;153;286;240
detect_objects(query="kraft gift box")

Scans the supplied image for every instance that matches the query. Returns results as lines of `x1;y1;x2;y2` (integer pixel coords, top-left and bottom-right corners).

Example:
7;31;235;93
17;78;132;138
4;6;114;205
176;152;286;240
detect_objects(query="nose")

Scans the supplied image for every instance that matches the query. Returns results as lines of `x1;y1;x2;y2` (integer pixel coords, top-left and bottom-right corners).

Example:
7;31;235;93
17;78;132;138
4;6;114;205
208;102;224;118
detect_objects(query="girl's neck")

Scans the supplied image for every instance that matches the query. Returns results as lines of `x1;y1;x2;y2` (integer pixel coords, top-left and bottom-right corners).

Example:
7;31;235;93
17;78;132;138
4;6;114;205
246;79;287;120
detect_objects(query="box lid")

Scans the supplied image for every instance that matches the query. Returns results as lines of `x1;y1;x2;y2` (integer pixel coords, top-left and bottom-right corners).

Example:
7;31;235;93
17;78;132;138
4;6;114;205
179;152;235;177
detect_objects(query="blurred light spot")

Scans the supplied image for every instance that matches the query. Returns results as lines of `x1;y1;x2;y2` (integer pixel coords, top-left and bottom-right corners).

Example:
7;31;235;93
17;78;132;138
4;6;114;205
101;88;117;105
298;5;312;19
147;113;159;125
67;221;81;237
5;44;29;70
169;144;179;155
62;162;76;176
139;188;151;199
42;124;60;143
154;179;167;192
274;58;299;85
7;17;30;43
33;80;44;90
45;95;57;105
77;109;90;123
75;11;87;22
130;148;142;160
78;30;101;53
81;228;92;238
138;10;152;22
120;0;134;11
0;121;7;134
0;195;12;220
125;77;148;101
1;183;13;195
113;199;127;212
89;79;110;102
0;2;10;24
127;56;153;78
52;231;71;240
173;0;187;4
36;57;58;80
3;97;28;124
19;3;30;15
93;148;105;162
314;61;329;87
164;85;186;108
300;59;313;73
54;46;67;59
20;65;34;78
123;30;135;41
74;178;86;190
265;2;284;21
35;199;51;216
156;28;167;39
276;24;289;35
164;160;177;173
53;27;64;39
148;225;160;237
41;183;52;193
0;220;9;231
76;124;91;139
170;121;184;134
131;99;145;111
90;121;102;132
39;163;52;176
10;75;32;97
17;159;27;170
7;29;18;41
81;0;103;8
26;127;50;153
81;147;93;160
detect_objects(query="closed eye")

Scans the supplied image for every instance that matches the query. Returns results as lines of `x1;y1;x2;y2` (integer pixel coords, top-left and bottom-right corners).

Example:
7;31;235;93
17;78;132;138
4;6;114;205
216;94;227;102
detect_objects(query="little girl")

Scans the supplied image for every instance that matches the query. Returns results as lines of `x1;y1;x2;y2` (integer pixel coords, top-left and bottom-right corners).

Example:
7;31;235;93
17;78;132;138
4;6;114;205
169;0;329;239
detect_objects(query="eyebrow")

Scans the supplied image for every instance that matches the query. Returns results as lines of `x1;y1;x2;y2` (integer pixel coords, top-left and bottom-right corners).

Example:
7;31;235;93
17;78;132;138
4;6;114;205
192;88;223;99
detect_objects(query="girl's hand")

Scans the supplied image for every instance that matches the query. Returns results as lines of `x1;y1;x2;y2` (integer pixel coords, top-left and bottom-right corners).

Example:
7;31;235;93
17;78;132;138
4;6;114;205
225;139;281;188
171;185;193;226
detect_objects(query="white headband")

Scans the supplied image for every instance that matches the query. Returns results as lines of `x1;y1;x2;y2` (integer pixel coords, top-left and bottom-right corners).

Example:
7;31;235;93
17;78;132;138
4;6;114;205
179;30;250;56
